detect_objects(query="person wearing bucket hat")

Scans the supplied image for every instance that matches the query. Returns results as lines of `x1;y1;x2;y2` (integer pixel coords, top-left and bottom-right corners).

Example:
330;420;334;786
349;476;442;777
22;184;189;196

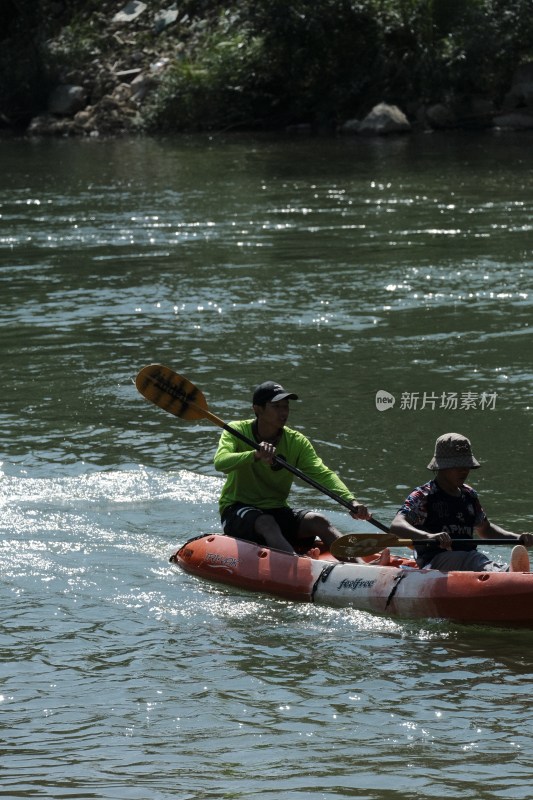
214;380;371;555
390;432;533;572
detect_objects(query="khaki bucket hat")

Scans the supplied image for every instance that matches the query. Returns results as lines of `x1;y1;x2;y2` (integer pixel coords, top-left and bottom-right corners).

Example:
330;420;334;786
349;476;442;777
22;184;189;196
427;432;481;470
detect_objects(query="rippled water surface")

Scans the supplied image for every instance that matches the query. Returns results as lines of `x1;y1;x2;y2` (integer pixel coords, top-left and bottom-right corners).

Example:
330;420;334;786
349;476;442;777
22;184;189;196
1;132;533;799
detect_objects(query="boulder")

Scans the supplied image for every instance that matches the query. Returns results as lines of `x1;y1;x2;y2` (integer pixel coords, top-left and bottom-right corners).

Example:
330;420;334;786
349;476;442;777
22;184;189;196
48;84;87;116
425;103;454;129
425;97;494;129
493;111;533;130
357;102;411;135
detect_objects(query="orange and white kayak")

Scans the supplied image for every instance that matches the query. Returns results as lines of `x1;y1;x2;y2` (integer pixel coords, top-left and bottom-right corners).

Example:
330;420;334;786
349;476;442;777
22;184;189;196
170;534;533;628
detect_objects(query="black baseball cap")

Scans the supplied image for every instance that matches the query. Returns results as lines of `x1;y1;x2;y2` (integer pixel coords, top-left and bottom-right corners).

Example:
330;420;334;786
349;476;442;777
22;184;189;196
252;381;299;405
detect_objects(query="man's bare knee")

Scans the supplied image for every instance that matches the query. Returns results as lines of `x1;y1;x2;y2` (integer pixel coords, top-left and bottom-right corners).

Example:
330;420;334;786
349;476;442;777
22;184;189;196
301;511;330;535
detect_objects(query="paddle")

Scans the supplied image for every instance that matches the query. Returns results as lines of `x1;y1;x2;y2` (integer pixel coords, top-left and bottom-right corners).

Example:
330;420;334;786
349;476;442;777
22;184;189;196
135;363;390;533
331;531;523;560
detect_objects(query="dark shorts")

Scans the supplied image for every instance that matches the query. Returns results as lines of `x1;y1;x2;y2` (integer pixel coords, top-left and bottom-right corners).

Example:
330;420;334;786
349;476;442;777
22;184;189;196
221;503;314;549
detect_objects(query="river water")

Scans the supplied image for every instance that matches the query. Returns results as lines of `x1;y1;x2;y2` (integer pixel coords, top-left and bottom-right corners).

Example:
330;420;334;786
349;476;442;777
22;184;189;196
1;131;532;799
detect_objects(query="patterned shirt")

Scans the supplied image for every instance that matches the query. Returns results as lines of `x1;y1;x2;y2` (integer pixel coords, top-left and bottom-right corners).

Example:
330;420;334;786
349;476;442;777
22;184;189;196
397;479;487;566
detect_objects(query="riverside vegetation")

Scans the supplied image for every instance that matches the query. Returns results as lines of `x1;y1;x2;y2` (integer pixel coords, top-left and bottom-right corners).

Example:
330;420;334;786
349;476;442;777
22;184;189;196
1;0;533;136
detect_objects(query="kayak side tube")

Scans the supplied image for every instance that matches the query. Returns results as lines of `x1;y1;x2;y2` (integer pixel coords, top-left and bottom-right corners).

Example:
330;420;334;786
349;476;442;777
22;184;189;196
172;533;324;602
314;561;533;626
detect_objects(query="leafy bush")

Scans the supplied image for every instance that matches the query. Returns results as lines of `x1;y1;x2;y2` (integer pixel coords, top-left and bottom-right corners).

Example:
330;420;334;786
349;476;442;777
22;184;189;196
438;0;533;99
144;24;266;131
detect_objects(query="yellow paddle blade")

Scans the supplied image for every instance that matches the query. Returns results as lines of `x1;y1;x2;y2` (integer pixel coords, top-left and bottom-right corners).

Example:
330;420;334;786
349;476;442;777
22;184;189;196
135;364;208;420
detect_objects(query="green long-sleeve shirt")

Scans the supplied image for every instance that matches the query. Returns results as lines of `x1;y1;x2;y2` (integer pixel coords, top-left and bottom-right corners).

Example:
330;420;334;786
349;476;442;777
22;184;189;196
214;419;355;517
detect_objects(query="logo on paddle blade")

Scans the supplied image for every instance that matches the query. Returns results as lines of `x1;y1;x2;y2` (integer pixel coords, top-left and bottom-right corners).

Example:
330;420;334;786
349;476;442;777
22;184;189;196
375;390;395;411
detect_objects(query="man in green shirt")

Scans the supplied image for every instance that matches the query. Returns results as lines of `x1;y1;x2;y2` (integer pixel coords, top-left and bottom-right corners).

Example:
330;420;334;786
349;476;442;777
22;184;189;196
214;380;370;554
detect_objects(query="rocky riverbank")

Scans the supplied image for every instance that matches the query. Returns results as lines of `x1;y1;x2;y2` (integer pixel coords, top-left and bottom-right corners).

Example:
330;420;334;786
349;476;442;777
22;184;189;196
8;1;533;138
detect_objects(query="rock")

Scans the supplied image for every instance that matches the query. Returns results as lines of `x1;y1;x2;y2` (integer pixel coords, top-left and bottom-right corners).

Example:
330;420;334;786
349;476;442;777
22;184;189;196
150;57;170;73
425;103;454;129
113;68;143;81
358;102;411;135
73;109;93;127
112;83;134;104
27;114;77;136
130;73;156;103
29;81;144;136
48;84;87;116
493;111;533;130
154;4;179;35
112;2;147;24
338;118;360;134
425;96;494;130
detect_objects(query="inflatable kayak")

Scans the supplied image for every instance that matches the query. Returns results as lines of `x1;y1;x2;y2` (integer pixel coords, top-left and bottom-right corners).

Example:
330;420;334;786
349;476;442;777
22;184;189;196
171;534;533;628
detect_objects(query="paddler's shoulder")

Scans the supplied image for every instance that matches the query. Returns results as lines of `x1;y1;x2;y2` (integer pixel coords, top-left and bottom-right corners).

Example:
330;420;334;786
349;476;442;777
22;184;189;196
280;426;311;445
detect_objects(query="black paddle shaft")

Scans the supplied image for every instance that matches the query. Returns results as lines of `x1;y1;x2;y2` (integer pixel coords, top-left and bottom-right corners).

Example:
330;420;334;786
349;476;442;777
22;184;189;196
222;421;390;534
